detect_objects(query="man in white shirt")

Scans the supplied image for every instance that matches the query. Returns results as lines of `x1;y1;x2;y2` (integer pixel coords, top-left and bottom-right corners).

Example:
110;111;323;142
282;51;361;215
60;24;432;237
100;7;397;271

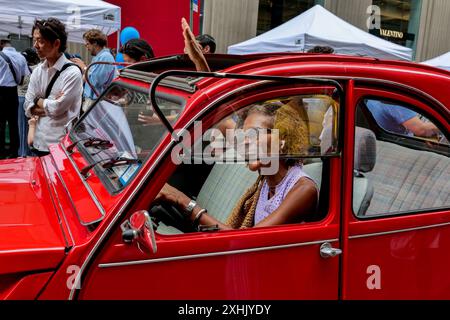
0;35;29;158
25;18;83;156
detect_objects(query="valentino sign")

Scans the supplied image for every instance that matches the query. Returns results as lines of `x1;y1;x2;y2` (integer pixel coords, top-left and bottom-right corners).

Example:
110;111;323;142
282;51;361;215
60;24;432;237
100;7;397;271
380;28;404;39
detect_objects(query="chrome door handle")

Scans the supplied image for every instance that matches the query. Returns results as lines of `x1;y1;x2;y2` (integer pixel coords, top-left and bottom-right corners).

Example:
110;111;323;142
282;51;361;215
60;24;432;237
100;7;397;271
320;242;342;258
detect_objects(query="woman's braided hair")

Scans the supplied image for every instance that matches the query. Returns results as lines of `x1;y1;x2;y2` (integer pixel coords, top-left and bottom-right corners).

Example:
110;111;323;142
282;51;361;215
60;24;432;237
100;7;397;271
226;176;263;229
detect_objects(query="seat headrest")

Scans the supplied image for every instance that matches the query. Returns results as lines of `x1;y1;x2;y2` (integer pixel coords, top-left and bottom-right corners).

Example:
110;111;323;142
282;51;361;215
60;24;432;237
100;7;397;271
354;127;376;173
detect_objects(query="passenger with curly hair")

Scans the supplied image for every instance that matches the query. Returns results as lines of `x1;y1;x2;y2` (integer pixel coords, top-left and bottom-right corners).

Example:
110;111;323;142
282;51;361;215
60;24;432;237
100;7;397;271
155;100;319;230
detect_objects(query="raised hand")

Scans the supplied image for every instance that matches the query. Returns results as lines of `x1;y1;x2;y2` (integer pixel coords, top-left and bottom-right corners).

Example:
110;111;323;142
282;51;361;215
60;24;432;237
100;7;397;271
181;17;210;72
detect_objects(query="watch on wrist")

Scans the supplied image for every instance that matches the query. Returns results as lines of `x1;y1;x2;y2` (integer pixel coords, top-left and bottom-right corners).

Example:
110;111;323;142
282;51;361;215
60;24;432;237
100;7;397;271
184;199;197;218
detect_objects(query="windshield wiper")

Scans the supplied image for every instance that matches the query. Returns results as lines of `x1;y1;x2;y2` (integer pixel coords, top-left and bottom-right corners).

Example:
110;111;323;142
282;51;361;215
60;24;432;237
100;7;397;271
80;157;141;178
67;137;113;154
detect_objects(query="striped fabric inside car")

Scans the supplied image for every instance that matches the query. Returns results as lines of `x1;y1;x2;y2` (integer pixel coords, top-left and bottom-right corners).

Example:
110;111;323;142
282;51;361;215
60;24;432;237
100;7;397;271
196;163;259;223
365;141;450;216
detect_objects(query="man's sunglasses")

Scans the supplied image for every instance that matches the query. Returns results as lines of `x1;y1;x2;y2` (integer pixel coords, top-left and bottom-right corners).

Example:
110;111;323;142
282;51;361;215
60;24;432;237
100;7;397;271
35;19;61;39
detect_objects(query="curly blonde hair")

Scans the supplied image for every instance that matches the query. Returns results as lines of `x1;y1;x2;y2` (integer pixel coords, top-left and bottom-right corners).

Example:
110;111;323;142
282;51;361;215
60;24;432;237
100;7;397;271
274;99;310;156
226;99;310;228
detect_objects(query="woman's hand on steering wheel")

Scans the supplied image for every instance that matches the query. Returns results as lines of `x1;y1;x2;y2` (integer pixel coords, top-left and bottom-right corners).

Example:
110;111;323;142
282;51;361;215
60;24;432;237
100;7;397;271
154;183;190;209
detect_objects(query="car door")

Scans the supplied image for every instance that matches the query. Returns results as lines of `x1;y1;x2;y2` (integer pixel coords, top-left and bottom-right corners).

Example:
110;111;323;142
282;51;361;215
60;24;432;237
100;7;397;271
76;78;345;300
342;84;450;299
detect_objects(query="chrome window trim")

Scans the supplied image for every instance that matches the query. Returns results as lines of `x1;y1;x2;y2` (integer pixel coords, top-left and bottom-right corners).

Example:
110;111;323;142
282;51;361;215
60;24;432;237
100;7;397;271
349;221;450;240
48;154;79;245
70;75;448;300
61;143;106;224
98;238;340;269
41;157;75;248
2;247;66;254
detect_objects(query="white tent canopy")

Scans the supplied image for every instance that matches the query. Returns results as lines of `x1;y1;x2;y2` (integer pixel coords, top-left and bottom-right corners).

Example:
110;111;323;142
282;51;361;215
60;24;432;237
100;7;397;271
228;5;412;61
0;0;121;43
422;52;450;71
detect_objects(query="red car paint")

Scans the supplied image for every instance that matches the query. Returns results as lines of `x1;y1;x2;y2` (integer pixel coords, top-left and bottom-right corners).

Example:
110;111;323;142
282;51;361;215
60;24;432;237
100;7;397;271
0;54;449;300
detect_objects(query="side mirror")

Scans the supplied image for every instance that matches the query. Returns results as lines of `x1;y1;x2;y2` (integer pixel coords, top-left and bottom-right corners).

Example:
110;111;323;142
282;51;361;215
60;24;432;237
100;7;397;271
121;210;157;254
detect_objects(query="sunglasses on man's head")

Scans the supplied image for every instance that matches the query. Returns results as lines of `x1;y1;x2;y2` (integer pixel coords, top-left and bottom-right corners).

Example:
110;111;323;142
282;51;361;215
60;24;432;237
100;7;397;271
36;19;60;38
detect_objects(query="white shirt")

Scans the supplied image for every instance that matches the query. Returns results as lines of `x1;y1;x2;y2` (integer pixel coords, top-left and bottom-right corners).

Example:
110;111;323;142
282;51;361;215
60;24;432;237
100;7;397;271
25;54;83;152
0;47;29;87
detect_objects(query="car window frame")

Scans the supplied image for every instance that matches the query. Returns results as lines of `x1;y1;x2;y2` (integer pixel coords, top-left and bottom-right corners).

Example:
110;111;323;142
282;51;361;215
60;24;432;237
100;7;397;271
359;96;449;155
351;88;450;221
150;82;345;236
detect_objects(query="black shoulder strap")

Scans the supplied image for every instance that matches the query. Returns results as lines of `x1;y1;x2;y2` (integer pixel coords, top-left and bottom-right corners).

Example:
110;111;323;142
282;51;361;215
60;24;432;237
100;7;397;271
0;51;19;85
45;62;81;99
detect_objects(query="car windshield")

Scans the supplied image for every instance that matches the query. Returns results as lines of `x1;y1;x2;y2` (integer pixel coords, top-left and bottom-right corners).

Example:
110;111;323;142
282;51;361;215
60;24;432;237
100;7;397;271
69;84;184;193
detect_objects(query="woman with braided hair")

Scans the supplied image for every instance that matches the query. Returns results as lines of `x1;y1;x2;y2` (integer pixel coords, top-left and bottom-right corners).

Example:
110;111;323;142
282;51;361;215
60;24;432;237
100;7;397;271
155;99;319;231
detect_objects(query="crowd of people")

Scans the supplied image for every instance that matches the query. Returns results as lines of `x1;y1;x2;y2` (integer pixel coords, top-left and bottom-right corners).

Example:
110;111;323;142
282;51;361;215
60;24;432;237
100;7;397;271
0;17;216;159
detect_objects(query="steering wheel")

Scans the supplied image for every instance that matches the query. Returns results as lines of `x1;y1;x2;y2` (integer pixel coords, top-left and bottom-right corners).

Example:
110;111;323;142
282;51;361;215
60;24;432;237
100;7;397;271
149;202;196;233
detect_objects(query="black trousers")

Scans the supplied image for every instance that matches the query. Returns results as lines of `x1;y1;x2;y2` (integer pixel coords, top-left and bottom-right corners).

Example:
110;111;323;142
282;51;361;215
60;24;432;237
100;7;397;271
0;86;19;158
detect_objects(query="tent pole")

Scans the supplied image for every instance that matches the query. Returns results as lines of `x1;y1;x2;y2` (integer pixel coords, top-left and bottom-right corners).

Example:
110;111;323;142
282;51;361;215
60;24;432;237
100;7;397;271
18;16;22;39
117;29;120;49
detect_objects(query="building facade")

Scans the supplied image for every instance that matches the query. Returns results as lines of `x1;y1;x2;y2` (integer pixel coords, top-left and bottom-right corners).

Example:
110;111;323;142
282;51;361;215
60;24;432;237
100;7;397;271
202;0;450;62
6;1;448;63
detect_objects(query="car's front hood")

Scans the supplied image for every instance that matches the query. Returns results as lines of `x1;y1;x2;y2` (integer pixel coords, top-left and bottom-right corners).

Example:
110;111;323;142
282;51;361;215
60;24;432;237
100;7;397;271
0;157;67;275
